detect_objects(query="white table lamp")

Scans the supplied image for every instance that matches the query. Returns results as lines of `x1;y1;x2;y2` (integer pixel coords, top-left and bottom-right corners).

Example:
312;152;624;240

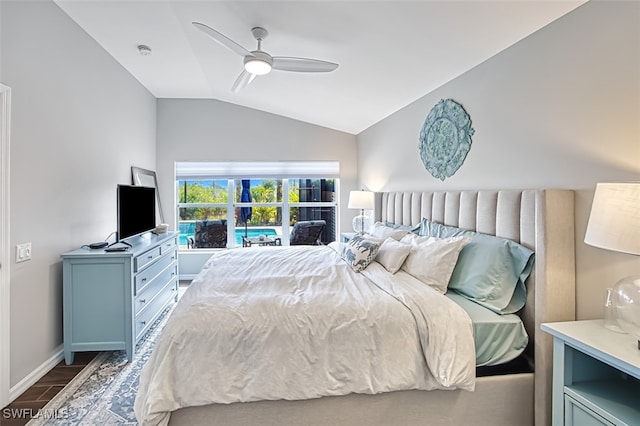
584;182;640;347
348;190;374;234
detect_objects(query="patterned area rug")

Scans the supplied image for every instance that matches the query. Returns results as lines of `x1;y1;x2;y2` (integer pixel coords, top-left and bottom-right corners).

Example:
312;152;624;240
27;303;175;426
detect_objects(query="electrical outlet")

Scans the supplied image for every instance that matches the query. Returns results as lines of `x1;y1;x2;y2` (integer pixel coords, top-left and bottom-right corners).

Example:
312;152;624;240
16;242;32;263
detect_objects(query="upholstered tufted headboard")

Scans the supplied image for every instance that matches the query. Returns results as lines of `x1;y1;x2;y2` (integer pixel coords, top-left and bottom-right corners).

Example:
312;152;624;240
375;190;576;426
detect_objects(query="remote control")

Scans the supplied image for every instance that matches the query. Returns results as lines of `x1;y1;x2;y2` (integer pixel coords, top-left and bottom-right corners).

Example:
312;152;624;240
105;246;129;252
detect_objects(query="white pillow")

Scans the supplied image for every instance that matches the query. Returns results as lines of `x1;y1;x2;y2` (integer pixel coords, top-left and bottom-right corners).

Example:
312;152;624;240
366;222;410;241
400;234;470;293
375;238;412;274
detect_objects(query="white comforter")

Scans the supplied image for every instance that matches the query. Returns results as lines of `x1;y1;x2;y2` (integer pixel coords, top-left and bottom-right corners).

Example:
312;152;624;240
135;244;475;426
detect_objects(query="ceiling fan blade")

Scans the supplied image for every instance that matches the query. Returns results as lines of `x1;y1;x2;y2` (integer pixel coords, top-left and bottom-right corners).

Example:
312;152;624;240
272;57;339;73
192;22;251;57
231;70;257;93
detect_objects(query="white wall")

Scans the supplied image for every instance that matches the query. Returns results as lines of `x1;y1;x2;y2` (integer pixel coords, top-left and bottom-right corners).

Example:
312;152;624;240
156;99;358;241
357;0;640;320
1;0;157;388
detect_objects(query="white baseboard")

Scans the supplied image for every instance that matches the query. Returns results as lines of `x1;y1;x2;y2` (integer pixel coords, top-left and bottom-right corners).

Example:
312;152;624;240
8;345;63;404
178;250;212;279
179;274;197;281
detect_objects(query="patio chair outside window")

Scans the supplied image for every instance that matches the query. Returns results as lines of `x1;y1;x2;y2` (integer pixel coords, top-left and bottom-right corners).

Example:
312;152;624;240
188;219;227;248
289;220;326;245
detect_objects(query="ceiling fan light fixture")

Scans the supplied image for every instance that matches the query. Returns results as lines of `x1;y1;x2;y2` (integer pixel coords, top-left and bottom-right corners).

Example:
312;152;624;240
244;57;272;75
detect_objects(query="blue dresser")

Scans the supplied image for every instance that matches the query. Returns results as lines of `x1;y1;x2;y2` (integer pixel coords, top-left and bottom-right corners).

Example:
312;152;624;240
61;232;179;364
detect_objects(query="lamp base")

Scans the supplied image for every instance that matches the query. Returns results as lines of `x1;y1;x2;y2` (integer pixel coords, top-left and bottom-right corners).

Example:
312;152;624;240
604;287;627;333
352;214;371;234
610;275;640;350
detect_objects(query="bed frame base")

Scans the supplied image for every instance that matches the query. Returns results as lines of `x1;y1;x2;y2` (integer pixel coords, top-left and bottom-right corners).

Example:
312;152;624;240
170;374;533;426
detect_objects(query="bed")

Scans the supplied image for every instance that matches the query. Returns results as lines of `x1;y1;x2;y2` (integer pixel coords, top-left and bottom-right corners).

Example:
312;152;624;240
136;189;575;426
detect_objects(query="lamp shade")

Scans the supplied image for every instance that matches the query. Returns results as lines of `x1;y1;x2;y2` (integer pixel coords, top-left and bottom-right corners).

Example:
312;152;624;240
348;190;374;210
584;182;640;255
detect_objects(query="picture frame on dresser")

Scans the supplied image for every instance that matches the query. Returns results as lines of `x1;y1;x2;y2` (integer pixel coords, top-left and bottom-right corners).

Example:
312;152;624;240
131;166;164;224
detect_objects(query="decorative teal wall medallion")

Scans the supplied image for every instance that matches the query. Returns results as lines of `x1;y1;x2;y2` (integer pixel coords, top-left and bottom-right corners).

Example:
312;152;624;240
418;99;474;180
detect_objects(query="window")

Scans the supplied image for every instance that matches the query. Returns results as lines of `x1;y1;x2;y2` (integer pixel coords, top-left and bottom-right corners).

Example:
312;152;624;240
176;162;339;249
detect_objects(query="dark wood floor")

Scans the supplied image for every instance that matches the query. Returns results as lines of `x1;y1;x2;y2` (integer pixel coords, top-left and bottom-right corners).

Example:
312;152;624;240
1;282;189;425
1;351;98;426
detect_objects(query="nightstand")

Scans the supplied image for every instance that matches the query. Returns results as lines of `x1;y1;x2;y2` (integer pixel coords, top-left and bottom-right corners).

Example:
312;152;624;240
541;320;640;426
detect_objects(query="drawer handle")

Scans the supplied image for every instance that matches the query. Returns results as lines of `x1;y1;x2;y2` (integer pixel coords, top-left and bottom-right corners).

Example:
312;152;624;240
141;321;147;326
171;256;175;260
171;272;175;276
139;299;146;304
141;278;147;283
147;255;153;260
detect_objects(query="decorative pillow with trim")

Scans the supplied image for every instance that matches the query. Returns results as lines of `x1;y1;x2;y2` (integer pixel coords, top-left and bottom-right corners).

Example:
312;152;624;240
340;234;381;273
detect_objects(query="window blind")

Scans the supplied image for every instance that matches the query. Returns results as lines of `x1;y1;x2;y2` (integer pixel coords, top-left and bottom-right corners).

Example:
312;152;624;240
175;161;340;179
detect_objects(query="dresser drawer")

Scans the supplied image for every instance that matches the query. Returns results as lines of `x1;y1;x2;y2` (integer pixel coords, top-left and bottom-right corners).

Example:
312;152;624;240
134;263;178;316
135;280;176;340
135;246;162;272
160;237;177;255
134;249;177;295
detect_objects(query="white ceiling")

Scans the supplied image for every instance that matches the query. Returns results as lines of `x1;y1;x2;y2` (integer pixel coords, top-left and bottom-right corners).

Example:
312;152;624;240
53;0;586;135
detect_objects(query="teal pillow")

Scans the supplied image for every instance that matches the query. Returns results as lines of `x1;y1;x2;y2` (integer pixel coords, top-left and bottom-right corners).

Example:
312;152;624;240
419;219;534;314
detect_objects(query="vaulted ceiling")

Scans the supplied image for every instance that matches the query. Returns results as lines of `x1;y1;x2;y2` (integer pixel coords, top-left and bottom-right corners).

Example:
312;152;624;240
54;0;586;134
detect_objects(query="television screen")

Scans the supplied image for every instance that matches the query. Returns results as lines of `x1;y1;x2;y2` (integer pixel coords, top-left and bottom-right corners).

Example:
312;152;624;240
117;185;156;241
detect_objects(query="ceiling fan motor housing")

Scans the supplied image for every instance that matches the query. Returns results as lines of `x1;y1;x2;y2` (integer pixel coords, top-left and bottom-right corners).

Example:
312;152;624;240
251;27;269;41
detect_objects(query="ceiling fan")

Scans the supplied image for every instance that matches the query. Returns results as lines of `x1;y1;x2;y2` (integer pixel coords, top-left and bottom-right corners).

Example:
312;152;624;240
193;22;339;93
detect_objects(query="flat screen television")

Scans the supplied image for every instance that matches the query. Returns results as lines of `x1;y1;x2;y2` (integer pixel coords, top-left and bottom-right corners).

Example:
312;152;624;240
117;184;156;242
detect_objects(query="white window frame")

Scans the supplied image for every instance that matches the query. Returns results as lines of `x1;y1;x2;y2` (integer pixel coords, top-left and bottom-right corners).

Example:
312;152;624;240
176;162;339;249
